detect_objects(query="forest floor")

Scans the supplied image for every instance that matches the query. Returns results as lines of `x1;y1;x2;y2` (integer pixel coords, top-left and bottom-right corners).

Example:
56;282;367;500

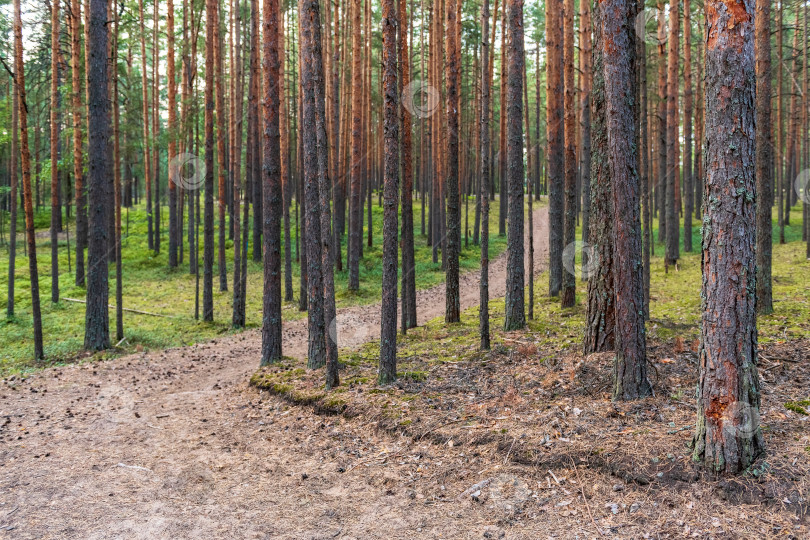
0;195;514;371
2;206;809;539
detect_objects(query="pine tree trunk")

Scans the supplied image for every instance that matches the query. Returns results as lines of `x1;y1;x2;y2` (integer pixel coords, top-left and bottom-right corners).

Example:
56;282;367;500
692;0;764;472
348;0;363;292
560;0;576;308
479;0;491;350
232;0;245;326
50;0;60;303
261;0;284;364
203;0;216;321
300;0;326;370
379;0;400;384
755;0;774;314
503;0;525;331
113;7;123;342
7;72;19;317
71;0;86;287
656;3;667;244
215;0;228;289
399;0;417;331
139;0;153;251
83;0;111;351
445;0;461;323
584;3;615;354
281;13;294;304
601;0;651;399
683;0;693;253
546;0;563;297
168;0;179;268
665;0;680;268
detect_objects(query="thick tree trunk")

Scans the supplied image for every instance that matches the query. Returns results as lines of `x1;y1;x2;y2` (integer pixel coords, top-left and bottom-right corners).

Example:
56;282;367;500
83;0;110;351
302;0;339;387
231;0;245;326
601;0;651;399
379;0;399;384
755;0;774;314
261;0;283;364
503;0;525;331
546;0;563;297
561;0;576;308
692;0;764;472
584;3;615;354
300;0;326;371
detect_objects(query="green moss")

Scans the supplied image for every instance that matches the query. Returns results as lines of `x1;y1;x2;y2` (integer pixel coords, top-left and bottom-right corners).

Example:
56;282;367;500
785;400;810;415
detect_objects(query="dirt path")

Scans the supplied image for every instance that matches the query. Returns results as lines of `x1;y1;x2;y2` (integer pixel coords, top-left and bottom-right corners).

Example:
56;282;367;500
0;207;548;539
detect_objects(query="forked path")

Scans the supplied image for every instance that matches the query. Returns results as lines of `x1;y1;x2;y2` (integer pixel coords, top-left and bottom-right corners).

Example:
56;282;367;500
0;206;548;539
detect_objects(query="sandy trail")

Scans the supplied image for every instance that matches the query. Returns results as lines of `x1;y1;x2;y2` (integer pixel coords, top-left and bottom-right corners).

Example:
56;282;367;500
0;206;548;539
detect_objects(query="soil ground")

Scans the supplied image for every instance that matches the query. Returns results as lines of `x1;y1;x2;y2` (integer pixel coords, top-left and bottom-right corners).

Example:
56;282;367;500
2;206;808;539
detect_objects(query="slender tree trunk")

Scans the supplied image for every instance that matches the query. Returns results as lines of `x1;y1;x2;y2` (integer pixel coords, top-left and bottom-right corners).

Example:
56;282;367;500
656;3;667;244
639;17;651;319
682;0;693;254
580;0;592;281
755;0;774;314
232;0;245;326
139;0;153;251
665;0;680;268
561;0;576;308
348;0;363;292
498;3;508;239
693;0;764;472
113;7;123;342
445;0;461;323
400;0;417;331
71;0;85;287
547;0;563;297
601;0;651;399
50;0;61;304
214;0;228;290
479;0;491;350
281;13;294;304
168;0;179;268
14;0;43;359
7;73;19;317
503;0;525;331
777;1;784;244
203;0;216;321
83;0;110;351
153;0;161;254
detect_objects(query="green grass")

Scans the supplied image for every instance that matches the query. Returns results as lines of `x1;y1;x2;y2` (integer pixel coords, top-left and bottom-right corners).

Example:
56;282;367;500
0;192;518;374
343;203;810;369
